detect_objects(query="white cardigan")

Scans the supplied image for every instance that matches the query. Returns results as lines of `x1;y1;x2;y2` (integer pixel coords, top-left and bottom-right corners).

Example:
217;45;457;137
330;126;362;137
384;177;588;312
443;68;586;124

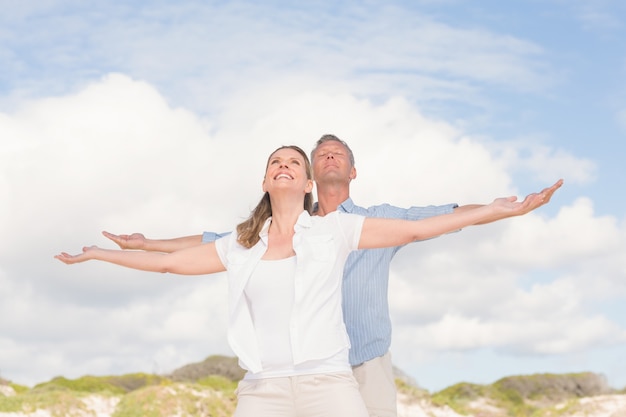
215;210;365;374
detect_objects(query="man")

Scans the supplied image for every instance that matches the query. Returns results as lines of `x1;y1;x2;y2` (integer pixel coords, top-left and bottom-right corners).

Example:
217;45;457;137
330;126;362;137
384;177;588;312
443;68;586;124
106;134;562;417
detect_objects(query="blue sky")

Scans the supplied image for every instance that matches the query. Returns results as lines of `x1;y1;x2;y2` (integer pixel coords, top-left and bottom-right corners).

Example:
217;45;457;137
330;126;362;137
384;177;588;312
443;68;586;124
1;0;625;392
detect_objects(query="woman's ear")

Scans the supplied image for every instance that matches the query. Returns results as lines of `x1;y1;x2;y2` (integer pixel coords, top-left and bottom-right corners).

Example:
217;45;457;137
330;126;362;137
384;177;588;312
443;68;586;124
305;179;314;193
262;177;267;192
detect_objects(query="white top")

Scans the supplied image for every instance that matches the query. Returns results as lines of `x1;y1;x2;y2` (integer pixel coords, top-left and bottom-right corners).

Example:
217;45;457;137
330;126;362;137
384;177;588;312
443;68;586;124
215;210;365;375
245;257;296;371
243;256;347;379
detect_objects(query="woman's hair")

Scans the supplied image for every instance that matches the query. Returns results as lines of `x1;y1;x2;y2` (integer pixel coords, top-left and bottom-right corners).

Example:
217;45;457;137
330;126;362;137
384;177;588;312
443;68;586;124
236;145;314;248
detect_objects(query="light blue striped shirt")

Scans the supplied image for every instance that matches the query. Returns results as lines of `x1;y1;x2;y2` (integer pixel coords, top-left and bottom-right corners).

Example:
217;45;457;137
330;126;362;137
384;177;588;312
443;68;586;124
203;197;457;366
334;198;457;366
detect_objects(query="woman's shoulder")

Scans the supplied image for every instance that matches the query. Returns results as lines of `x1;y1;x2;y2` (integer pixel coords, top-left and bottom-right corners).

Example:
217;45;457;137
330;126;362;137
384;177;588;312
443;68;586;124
310;211;364;229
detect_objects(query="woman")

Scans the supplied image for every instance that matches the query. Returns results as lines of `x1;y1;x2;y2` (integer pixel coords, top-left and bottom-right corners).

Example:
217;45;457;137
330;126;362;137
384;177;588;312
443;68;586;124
56;145;561;417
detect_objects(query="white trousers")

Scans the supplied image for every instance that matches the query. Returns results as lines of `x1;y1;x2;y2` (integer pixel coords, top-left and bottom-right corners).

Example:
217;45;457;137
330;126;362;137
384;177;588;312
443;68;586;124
234;371;369;417
352;351;398;417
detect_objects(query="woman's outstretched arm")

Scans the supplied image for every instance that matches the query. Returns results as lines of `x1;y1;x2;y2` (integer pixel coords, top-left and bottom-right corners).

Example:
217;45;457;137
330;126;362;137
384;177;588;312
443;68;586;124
359;179;563;249
55;240;226;276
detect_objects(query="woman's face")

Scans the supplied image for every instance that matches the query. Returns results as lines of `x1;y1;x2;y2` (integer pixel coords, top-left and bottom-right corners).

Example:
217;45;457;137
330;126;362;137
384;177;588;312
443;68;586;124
263;147;313;195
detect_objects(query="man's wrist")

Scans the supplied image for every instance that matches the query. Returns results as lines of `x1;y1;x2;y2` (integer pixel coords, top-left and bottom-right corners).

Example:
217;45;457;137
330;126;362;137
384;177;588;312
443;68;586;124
140;239;157;251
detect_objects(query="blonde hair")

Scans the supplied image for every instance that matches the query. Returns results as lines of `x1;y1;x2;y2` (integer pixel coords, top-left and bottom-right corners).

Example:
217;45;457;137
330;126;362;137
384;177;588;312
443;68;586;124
236;145;314;248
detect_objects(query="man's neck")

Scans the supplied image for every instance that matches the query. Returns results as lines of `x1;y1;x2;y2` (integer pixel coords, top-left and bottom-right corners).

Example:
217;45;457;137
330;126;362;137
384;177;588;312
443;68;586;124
315;184;351;216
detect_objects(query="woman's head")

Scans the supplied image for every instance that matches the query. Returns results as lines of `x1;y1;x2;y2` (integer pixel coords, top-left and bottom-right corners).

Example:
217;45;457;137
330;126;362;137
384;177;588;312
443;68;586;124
266;145;313;179
263;145;314;199
237;145;314;248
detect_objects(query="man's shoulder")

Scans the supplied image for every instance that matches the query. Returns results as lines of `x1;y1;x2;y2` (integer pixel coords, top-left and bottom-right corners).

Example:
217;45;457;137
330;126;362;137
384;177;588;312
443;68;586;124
344;200;404;217
312;209;360;223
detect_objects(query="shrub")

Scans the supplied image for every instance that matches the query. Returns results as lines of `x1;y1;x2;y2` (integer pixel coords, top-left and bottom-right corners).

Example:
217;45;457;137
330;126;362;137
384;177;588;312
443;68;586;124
196;375;237;392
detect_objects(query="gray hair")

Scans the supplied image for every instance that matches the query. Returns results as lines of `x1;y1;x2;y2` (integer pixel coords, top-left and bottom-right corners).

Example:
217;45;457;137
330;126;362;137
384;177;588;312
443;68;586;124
311;134;355;166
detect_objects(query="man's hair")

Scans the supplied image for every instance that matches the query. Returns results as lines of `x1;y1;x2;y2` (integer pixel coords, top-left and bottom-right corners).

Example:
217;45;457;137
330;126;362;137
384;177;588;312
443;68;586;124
311;134;355;167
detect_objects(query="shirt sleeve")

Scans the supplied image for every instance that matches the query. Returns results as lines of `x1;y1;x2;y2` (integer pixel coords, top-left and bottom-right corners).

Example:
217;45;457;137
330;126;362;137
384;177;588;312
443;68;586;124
202;231;232;243
336;212;366;251
358;202;458;221
362;202;461;249
213;232;235;267
405;203;458;221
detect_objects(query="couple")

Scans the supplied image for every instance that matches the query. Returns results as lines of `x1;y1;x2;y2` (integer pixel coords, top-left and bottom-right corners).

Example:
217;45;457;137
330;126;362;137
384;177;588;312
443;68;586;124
56;135;562;417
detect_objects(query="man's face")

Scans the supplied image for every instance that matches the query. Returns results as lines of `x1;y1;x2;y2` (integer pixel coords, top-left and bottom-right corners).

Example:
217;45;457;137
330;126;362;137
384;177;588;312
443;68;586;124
312;141;355;184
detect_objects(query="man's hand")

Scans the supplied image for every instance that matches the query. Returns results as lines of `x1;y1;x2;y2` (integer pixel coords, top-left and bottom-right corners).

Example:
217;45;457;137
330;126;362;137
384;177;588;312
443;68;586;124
518;178;563;215
102;231;146;250
489;179;563;219
102;231;205;253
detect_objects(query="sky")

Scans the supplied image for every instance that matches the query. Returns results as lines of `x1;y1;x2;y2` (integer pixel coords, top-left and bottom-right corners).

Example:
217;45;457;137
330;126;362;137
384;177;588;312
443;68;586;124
1;0;625;393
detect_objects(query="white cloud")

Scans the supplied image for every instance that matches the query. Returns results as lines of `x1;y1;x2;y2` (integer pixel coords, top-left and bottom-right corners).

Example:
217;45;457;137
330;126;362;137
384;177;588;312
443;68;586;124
492;139;597;185
393;308;626;354
1;73;623;388
0;1;556;117
568;0;625;33
478;197;620;266
387;196;626;361
0;263;231;385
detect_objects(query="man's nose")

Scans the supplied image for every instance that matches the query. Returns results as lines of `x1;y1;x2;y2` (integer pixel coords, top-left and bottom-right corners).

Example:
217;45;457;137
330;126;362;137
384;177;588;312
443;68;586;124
326;153;334;159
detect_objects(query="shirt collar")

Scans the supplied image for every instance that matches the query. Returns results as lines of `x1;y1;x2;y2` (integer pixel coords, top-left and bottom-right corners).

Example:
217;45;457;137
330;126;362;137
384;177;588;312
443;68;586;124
294;210;313;231
337;197;355;213
259;210;313;244
312;197;354;214
259;218;272;244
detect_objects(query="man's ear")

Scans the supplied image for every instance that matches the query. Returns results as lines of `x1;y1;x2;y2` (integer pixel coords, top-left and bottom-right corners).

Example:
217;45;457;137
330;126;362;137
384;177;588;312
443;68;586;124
349;167;357;180
305;179;314;193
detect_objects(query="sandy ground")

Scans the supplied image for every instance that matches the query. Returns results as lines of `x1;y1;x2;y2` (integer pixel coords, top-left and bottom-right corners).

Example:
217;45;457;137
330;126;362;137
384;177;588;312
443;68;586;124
397;393;464;417
1;387;625;417
568;394;626;417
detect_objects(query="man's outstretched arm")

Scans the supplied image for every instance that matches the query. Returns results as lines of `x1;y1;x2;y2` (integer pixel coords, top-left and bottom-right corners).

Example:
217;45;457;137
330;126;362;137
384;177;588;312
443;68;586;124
102;231;204;253
453;180;562;225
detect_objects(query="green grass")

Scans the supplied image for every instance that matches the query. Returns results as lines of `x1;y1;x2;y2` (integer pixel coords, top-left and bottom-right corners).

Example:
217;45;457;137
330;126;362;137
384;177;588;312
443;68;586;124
112;383;236;417
9;383;30;394
32;373;171;395
1;381;236;417
33;376;126;395
0;389;90;416
431;382;489;415
429;372;612;417
196;375;238;392
1;370;616;417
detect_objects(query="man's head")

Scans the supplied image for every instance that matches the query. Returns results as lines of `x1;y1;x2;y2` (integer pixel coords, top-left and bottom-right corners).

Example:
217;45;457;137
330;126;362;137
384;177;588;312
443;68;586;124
311;134;355;167
310;134;357;186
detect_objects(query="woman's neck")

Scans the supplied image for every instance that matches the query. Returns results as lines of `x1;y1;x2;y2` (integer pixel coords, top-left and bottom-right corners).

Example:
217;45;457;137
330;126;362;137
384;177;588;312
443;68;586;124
264;196;303;260
268;195;305;235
